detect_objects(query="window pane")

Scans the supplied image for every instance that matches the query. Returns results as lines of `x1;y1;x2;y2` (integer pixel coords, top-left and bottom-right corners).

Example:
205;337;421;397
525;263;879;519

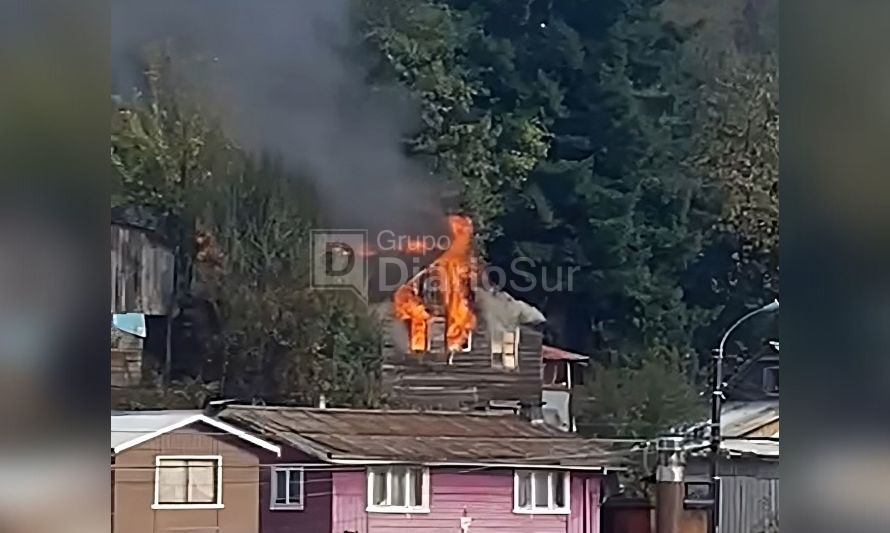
288;470;302;505
503;332;516;356
390;467;406;506
158;460;187;503
503;353;517;369
517;472;531;508
491;335;503;356
408;468;423;507
534;473;549;507
187;461;216;503
552;472;566;508
372;471;387;506
275;469;288;504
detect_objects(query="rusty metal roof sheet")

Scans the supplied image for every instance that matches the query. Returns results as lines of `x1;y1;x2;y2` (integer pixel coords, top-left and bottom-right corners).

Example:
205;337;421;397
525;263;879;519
219;406;621;469
542;345;590;362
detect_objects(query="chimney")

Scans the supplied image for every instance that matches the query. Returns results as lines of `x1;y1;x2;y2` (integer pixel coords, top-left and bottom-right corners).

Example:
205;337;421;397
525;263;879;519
317;394;327;409
655;436;686;533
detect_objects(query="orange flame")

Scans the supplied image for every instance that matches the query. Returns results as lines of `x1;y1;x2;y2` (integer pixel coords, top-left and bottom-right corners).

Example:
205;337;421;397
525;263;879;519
393;281;430;351
392;215;476;353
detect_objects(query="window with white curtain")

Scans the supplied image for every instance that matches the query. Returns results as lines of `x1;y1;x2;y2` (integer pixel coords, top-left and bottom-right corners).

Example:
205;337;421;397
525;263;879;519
366;466;429;513
513;470;569;514
154;456;221;508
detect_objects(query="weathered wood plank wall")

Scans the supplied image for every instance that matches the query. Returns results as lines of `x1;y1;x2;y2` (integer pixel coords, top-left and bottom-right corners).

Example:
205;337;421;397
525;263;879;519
110;224;175;315
382;310;544;409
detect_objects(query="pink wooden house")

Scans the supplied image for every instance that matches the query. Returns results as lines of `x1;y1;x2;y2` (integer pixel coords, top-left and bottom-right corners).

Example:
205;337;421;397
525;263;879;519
219;405;619;533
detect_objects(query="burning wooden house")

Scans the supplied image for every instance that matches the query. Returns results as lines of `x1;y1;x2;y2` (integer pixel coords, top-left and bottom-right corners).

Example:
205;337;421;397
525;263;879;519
372;215;548;412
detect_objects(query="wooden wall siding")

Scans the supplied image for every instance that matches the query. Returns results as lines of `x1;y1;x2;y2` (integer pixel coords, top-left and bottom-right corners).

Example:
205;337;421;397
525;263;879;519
331;468;600;533
112;425;261;533
111;326;143;387
111;224;175;315
381;312;544;409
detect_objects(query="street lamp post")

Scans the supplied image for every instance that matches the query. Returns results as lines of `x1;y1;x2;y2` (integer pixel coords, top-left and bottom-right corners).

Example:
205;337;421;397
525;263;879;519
709;299;779;533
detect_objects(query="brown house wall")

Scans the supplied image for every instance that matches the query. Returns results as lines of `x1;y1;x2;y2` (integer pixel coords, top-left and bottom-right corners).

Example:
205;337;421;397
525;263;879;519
113;425;261;533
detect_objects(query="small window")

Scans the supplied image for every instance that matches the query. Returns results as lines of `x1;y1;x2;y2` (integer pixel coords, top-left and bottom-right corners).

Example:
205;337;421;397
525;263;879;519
154;456;221;509
491;328;519;370
427;317;446;354
684;482;713;508
513;470;569;514
271;466;304;510
763;366;779;395
367;466;429;513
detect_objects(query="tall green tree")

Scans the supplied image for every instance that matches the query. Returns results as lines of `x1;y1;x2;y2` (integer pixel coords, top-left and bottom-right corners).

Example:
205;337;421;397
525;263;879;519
457;0;709;363
360;0;549;245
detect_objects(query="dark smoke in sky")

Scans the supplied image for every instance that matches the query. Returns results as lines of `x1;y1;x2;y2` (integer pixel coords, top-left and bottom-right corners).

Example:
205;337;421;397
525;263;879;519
112;0;447;238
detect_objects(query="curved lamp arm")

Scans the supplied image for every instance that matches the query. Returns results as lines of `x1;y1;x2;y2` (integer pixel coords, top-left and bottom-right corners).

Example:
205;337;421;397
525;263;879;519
717;299;780;359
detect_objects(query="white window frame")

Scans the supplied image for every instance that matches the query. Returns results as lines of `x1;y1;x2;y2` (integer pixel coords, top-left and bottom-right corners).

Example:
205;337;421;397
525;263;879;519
152;455;223;510
460;331;473;352
491;327;520;369
366;466;430;514
426;316;447;352
513;470;570;515
270;465;305;511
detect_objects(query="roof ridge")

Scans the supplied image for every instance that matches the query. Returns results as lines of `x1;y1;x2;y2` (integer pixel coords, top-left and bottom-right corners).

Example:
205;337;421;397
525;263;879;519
227;405;517;417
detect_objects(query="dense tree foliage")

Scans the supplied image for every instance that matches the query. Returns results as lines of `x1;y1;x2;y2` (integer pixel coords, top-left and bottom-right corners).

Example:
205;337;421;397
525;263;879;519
111;0;777;438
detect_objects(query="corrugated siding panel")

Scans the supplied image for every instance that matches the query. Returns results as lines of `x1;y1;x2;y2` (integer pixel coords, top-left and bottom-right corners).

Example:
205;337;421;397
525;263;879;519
331;468;600;533
719;477;779;533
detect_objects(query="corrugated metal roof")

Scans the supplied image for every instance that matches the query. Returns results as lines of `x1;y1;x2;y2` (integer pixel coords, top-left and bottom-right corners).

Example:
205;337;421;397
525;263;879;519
219;406;621;469
685;401;779;459
722;438;779;458
111;410;201;449
722;401;779;438
111;410;280;455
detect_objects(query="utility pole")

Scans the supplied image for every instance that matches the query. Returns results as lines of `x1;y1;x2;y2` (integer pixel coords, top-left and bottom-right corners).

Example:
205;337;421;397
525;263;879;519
711;299;779;533
708;348;723;533
655;436;685;533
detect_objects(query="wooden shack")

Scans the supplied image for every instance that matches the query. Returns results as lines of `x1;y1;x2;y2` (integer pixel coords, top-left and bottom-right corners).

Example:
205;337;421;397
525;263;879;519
110;209;177;389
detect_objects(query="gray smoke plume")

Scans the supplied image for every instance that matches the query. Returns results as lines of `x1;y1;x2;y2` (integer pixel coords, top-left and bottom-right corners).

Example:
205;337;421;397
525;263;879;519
476;288;546;335
112;0;447;238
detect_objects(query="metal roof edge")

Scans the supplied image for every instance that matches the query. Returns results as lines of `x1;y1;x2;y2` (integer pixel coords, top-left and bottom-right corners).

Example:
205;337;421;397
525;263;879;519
113;414;281;456
323;456;618;471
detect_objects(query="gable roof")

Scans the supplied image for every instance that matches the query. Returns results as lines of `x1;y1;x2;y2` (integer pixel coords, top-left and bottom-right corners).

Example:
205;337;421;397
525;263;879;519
219;406;621;470
111;410;280;455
